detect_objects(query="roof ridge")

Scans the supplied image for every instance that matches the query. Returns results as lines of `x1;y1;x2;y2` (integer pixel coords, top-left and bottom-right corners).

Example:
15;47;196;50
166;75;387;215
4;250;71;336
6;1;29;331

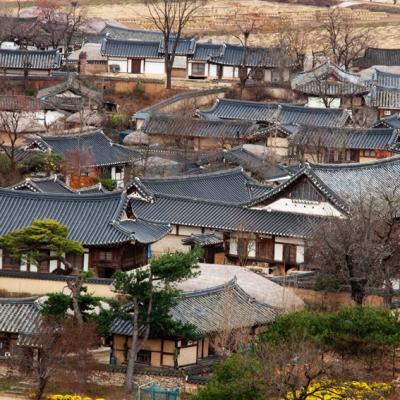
103;37;160;46
310;154;400;170
139;166;245;182
0;296;39;304
39;129;103;140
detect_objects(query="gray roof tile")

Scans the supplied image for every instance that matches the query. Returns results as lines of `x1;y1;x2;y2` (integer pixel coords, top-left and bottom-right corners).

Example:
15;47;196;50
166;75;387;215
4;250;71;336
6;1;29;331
111;279;277;336
0;297;41;335
289;125;399;151
0;189;169;245
28;130;141;167
0;49;61;70
100;38;161;58
131;194;321;238
192;43;224;61
142;114;261;140
101;24;163;42
354;48;400;68
130;168;271;204
10;176;75;194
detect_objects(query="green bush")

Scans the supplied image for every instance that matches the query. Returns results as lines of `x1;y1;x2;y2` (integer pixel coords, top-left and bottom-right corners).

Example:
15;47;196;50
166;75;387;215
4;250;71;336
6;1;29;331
98;177;116;191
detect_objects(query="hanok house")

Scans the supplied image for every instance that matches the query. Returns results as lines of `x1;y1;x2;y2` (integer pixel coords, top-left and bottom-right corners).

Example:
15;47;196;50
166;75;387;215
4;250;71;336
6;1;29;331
207;44;296;83
0;297;41;357
128;168;322;272
67;43;108;75
0;48;62;76
365;85;400;119
100;37;196;76
288;125;400;164
198;99;349;158
187;42;224;79
352;48;400;71
0;188;170;278
182;232;225;264
138;114;264;151
24;130;142;189
36;75;103;113
110;279;277;367
291;61;369;109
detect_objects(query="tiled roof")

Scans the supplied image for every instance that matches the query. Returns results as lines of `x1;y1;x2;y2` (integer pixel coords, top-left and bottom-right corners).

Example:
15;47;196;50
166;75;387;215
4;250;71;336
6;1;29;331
373;114;400;129
0;96;44;112
367;86;400;109
181;232;223;246
278;104;349;127
0;49;61;70
142;114;261;139
223;146;293;181
111;279;277;336
292;61;362;87
129;168;271;204
0;189;168;245
294;81;368;97
100;38;161;59
37;75;102;112
101;24;163;42
130;194;322;238
289;125;399;151
209;44;294;68
199;99;349;127
10;176;75;194
28;130;142;167
192;43;224;61
115;218;171;244
159;39;196;55
372;69;400;89
199;98;279;123
353;48;400;68
246;156;400;212
0;297;41;335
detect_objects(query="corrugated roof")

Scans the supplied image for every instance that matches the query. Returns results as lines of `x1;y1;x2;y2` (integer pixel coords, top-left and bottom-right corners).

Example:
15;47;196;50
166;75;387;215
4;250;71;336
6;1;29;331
0;189;169;245
111;279;277;336
0;297;41;335
289;125;399;151
0;49;61;70
28;130;141;167
142;114;261;139
130;167;271;204
100;38;161;59
354;48;400;69
131;194;322;238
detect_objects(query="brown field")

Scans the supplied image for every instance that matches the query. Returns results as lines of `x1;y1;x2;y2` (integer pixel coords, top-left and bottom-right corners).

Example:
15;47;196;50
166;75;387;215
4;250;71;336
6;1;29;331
4;0;400;48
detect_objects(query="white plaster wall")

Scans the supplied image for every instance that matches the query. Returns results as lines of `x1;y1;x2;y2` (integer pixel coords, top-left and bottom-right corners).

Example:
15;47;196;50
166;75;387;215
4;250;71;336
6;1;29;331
145;60;165;74
253;198;343;217
209;64;217;78
275;237;305;246
173;56;187;69
296;245;305;264
223;66;234;78
307;97;341;109
108;58;129;73
274;243;283;262
179;226;203;236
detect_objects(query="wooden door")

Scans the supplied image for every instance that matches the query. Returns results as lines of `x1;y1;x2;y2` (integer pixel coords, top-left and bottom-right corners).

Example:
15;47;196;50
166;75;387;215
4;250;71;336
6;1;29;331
256;238;274;260
283;244;297;266
131;59;141;74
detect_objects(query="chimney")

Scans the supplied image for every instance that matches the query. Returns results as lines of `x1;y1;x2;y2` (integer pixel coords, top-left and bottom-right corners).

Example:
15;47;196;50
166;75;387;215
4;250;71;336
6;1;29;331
78;51;88;75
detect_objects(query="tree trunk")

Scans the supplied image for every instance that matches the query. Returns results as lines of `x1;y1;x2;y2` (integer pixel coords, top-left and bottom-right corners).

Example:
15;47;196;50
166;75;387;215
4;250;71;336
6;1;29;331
350;277;367;306
165;67;172;89
125;299;139;392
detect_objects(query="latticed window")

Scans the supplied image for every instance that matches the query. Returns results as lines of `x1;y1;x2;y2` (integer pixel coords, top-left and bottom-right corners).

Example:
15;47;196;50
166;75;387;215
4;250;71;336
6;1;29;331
191;63;205;75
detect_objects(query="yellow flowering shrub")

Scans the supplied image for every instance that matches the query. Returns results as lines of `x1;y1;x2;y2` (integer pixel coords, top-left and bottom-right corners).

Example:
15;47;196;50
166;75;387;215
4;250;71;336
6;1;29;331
47;395;105;400
285;380;392;400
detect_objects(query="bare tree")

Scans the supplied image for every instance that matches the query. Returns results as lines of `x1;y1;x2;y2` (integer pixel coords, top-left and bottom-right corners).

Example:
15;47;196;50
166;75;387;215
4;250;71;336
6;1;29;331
145;0;207;89
308;187;400;306
18;319;99;400
319;9;374;69
36;0;87;57
232;6;260;98
0;98;40;177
